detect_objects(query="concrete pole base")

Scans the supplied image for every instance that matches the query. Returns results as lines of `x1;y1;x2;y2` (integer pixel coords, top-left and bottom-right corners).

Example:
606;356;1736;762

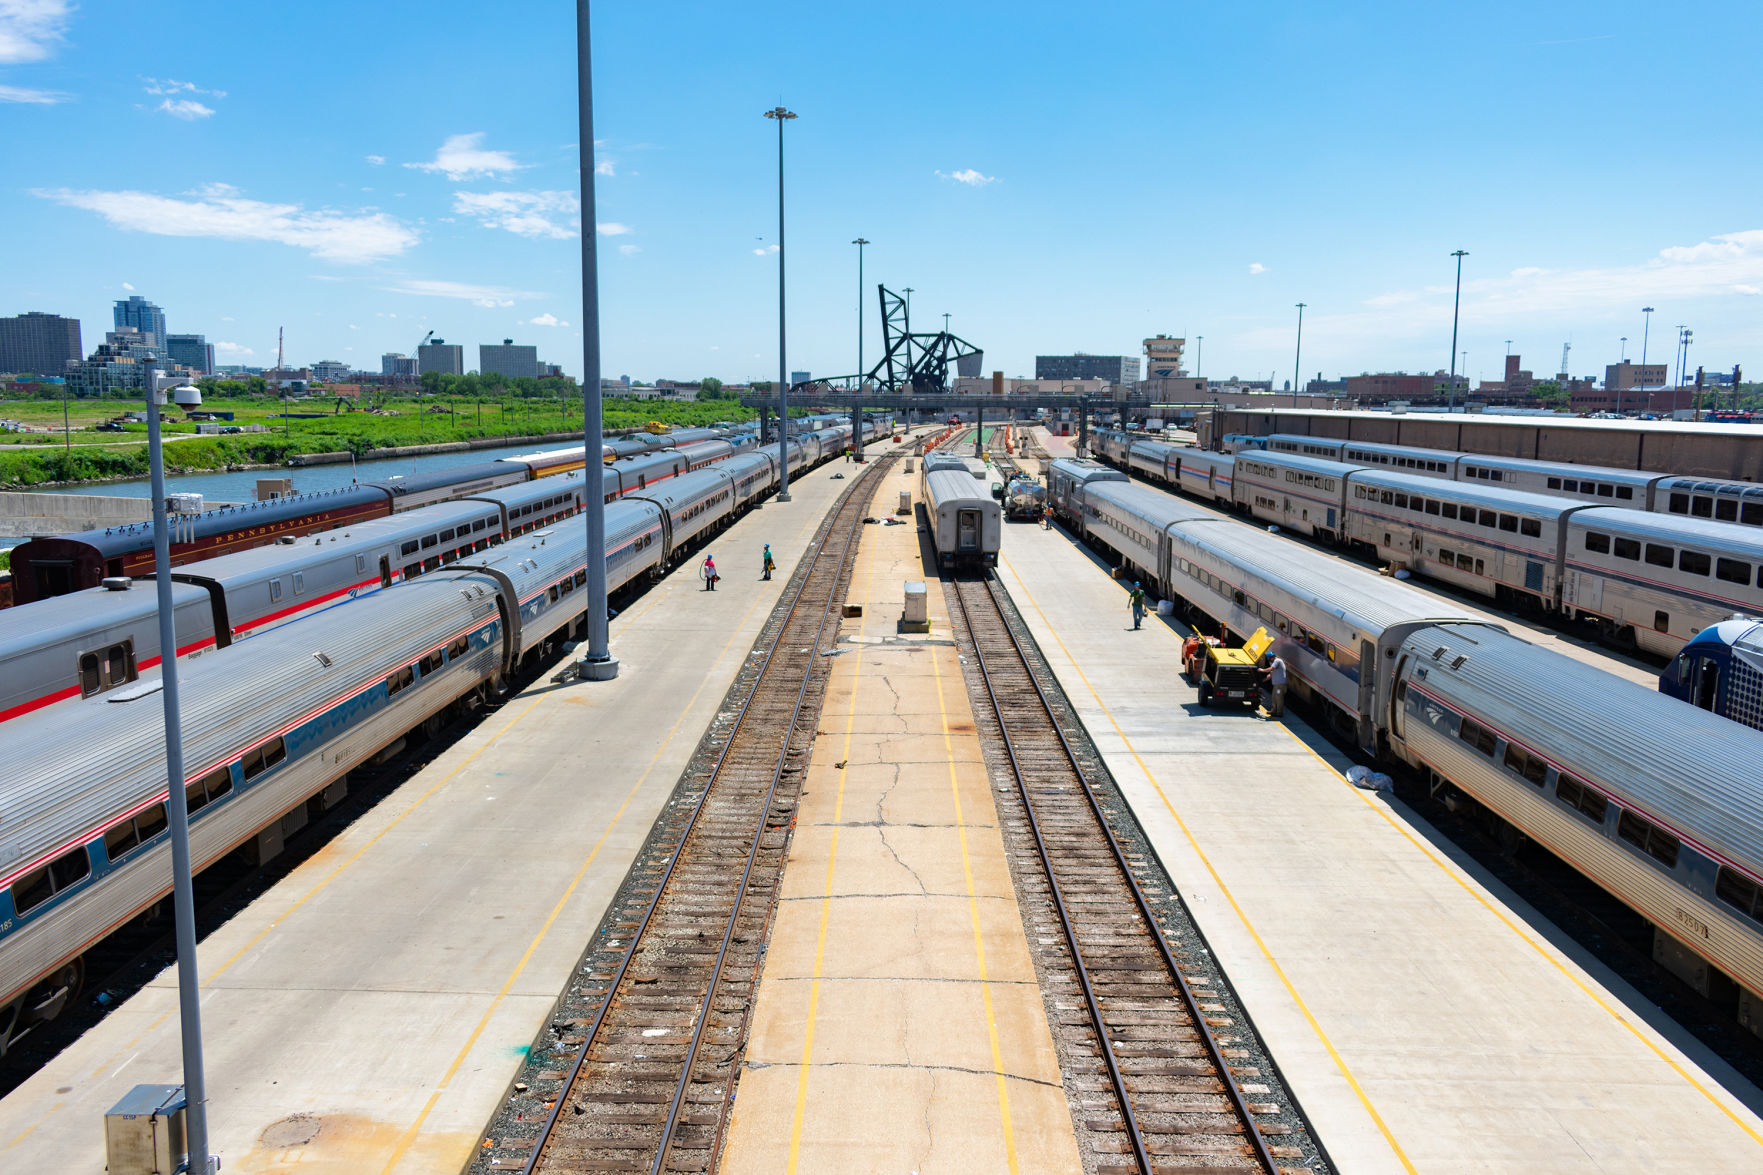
577;655;620;682
777;492;792;503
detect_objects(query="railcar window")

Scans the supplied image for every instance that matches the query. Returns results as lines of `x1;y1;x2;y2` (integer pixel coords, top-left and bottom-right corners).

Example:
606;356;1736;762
1614;538;1640;560
1692;497;1714;518
448;636;470;659
1585;532;1611;554
548;586;560;603
1441;503;1458;520
1394;493;1408;509
1479;510;1497;528
1425;499;1440;515
1555;774;1607;823
269;579;283;602
1744;504;1763;526
1456;716;1498;757
1521;519;1542;538
419;651;444;675
12;847;92;915
1655;610;1670;632
1716;867;1763;923
1547;477;1562;489
1617;487;1634;501
1644;544;1674;568
1597;484;1614;497
1678;550;1711;576
1562;480;1579;492
1499;514;1518;532
1618;810;1680;868
105;802;169;860
1669;493;1690;514
242;737;286;781
401;540;420;556
1502;744;1549;786
1717;558;1752;585
404;563;421;580
186;767;233;814
421;535;438;550
386;665;415;697
1716;499;1738;522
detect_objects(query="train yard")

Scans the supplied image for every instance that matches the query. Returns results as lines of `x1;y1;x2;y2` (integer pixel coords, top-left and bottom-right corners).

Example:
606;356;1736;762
2;423;1762;1173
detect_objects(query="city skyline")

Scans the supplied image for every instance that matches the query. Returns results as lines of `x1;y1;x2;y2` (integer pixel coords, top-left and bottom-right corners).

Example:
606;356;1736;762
2;1;1759;387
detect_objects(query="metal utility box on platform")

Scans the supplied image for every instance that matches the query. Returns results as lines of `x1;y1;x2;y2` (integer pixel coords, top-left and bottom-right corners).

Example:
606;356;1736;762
902;581;930;632
105;1084;188;1175
897;491;911;515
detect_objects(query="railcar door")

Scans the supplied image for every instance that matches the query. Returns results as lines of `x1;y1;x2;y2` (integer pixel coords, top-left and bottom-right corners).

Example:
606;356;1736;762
957;510;981;554
1692;656;1721;711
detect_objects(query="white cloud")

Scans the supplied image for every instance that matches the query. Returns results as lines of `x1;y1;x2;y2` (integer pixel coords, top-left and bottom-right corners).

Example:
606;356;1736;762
1248;262;1267;275
157;98;214;120
0;0;71;65
405;132;525;181
143;77;226;99
365;154;385;166
120;281;134;290
528;313;569;327
214;341;253;356
382;278;543;308
1737;284;1761;296
752;244;778;255
348;323;359;329
220;315;234;322
0;82;67;103
935;168;997;187
619;244;641;256
452;189;579;239
595;158;616;176
35;186;420;263
596;222;633;236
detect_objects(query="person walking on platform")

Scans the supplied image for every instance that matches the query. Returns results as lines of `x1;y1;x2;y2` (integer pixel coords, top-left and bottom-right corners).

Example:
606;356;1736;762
1262;652;1288;718
761;543;775;581
1128;581;1146;630
701;554;719;591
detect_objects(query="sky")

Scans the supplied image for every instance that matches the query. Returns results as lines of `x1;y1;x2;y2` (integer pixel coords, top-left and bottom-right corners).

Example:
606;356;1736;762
2;0;1760;388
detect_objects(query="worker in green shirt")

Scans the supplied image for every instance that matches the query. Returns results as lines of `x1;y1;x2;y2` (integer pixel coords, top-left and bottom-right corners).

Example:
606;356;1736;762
1128;582;1146;630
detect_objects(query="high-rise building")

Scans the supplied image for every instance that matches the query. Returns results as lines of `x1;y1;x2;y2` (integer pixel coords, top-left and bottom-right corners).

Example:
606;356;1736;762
790;370;812;385
113;295;167;348
418;337;464;375
65;328;170;397
164;333;215;376
1143;336;1185;379
480;338;539;379
382;352;418;378
1605;360;1668;391
0;311;82;376
1035;353;1142;384
310;359;352;382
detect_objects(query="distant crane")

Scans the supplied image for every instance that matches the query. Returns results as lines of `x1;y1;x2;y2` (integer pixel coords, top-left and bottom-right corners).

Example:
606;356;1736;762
1558;341;1571;381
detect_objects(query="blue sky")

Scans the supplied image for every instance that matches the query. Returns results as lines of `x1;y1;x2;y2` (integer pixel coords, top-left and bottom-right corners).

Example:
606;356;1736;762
3;0;1759;387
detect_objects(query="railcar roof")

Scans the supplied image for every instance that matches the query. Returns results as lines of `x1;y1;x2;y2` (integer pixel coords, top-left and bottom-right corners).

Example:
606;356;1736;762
0;581;209;657
1085;481;1222;527
1571;507;1763;555
1414;623;1763;876
1348;466;1578;516
36;484;393;557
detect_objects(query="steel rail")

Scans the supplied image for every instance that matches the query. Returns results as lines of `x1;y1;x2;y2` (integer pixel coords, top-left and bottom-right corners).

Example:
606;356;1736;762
952;576;1281;1174
522;457;889;1175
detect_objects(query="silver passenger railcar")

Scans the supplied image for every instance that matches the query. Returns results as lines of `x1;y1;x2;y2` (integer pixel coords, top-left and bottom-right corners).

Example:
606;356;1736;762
1047;458;1127;530
922;468;1001;568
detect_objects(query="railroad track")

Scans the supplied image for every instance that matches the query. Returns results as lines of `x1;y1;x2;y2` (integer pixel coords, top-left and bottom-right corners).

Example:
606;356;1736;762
512;457;891;1175
950;575;1295;1175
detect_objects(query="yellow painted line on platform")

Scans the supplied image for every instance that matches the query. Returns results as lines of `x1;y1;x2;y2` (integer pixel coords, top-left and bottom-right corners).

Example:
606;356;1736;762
378;588;779;1172
786;486;879;1173
1278;727;1763;1150
929;616;1022;1175
999;551;1418;1174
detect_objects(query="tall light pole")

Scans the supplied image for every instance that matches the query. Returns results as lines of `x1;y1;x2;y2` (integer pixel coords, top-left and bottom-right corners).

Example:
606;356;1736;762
765;105;797;500
1448;249;1469;410
146;368;216;1175
1196;335;1203;379
852;238;868;386
1641;306;1655;368
942;312;951;335
575;0;616;681
1677;326;1692;387
1618;338;1628;415
1291;303;1306;406
1620;336;1627;361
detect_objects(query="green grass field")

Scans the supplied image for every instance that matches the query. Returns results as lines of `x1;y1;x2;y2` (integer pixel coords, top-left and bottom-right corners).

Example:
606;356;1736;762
0;394;760;487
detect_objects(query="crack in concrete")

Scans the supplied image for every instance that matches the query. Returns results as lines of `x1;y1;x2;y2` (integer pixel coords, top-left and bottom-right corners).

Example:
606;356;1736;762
877;824;930;894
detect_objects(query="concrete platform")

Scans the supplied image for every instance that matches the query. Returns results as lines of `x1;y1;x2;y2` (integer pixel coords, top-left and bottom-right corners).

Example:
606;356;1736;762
719;460;1082;1175
995;516;1763;1173
0;449;880;1174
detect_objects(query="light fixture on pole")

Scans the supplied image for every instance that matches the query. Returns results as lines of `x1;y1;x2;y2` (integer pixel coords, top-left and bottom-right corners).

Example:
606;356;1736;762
851;238;868;387
1291;303;1306;406
1641;306;1655;367
574;0;616;681
145;367;217;1175
1447;249;1468;410
764;104;797;502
